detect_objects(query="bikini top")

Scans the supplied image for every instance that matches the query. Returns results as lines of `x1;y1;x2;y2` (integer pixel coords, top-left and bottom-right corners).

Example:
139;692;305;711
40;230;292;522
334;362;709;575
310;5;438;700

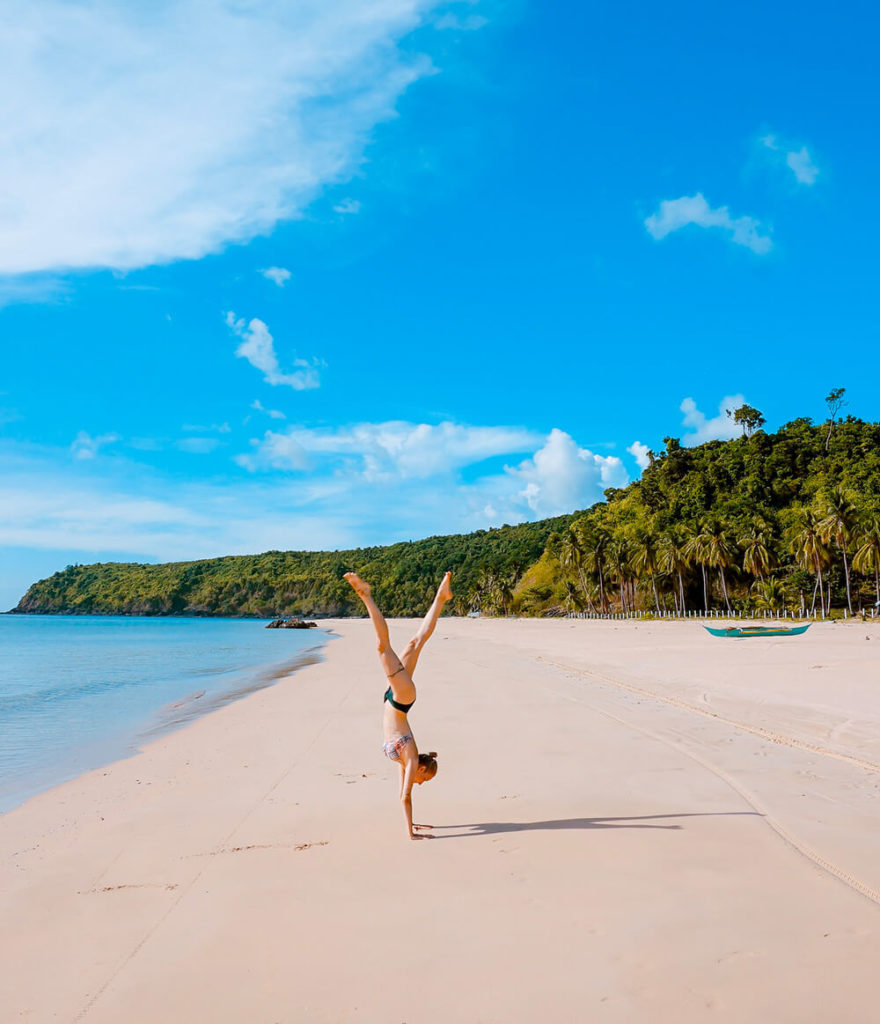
384;686;415;714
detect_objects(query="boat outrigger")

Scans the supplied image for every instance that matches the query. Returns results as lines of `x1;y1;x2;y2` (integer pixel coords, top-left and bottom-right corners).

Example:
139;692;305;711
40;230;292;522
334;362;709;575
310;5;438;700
704;623;811;638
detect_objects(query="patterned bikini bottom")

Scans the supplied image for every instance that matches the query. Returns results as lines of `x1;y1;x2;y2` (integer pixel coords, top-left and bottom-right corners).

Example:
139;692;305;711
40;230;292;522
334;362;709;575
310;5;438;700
382;733;413;761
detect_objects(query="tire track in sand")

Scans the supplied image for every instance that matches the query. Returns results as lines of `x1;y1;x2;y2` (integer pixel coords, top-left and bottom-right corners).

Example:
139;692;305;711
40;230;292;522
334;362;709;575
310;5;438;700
540;657;880;774
74;661;354;1023
538;657;880;908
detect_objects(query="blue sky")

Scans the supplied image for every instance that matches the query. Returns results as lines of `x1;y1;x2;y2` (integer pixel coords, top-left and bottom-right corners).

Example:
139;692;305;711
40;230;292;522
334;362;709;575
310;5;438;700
1;0;878;609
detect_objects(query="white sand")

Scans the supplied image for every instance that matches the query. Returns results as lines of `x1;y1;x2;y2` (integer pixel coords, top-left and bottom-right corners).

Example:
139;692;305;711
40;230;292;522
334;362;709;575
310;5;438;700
2;618;879;1022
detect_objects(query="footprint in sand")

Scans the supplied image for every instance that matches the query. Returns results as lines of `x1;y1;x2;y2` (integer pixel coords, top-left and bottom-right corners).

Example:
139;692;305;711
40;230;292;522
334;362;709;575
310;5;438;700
186;841;329;858
336;772;374;784
84;883;179;894
227;841;329;854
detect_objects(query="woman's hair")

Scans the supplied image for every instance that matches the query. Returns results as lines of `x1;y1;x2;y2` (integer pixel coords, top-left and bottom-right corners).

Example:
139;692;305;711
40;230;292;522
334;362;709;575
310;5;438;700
418;751;438;779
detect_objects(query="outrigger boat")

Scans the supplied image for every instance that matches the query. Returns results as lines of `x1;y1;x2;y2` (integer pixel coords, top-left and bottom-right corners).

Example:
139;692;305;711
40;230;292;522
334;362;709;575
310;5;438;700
704;623;811;638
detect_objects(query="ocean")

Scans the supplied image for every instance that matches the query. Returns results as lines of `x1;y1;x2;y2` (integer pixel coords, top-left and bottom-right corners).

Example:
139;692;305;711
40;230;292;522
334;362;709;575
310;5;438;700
0;615;329;814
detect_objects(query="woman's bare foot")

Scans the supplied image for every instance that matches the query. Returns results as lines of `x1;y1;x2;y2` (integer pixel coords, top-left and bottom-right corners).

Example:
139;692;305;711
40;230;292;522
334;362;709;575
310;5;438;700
437;571;453;602
343;572;371;600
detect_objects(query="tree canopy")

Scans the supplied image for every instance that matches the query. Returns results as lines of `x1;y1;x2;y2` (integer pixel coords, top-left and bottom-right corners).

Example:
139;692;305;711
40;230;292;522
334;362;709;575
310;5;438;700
13;413;880;619
520;415;880;617
726;403;766;438
13;516;574;617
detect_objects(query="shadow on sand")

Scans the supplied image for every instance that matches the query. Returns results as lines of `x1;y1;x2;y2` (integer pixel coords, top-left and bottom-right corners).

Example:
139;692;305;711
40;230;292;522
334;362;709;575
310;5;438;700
430;811;761;839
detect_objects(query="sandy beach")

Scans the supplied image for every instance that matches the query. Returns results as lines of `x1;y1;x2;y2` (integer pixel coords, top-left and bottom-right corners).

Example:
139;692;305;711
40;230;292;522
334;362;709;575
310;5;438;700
2;617;880;1023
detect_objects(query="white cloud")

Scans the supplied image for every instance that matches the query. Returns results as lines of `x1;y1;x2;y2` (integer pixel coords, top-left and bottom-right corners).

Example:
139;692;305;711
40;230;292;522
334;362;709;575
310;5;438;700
70;431;121;460
226;312;320;390
234;421;626;524
176;437;222;454
0;1;441;275
786;146;819;185
333;198;362;214
260;267;291;287
645;193;772;254
0;274;69;309
679;395;745;446
627;440;651;470
182;422;231;434
238;420;541;478
251;399;286;420
2;489;204;543
236;431;310;473
435;13;488;30
507;429;628;518
0;441;356;562
761;133;819;186
1;421;625;604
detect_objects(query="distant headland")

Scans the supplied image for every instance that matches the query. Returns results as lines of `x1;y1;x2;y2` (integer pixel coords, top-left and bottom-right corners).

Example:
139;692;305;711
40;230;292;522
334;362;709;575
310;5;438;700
13;410;880;619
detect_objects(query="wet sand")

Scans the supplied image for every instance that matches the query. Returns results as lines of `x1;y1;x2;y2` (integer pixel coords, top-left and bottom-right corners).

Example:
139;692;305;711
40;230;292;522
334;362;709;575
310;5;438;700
2;618;879;1022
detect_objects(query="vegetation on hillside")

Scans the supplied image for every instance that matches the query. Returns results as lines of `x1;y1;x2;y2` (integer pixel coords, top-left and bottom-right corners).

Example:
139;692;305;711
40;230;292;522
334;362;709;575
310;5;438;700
506;407;880;618
14;517;574;617
14;395;880;620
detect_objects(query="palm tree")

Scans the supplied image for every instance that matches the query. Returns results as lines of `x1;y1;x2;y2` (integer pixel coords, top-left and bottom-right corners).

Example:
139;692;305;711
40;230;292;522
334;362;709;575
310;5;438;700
853;511;880;606
562;580;584;615
683;523;711;611
473;567;498;614
788;507;829;615
659;529;690;614
701;518;737;613
560;525;593;611
753;579;786;612
820;487;858;614
631;524;662;613
494;572;516;616
606;537;632;613
740;525;775;582
580;525;610;613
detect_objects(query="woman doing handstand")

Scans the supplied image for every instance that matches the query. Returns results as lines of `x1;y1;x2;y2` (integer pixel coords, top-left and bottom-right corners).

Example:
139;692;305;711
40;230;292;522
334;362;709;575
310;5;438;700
344;571;452;840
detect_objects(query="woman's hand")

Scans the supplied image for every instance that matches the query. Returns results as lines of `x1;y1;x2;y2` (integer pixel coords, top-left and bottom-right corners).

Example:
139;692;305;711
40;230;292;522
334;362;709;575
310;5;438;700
413;823;433;831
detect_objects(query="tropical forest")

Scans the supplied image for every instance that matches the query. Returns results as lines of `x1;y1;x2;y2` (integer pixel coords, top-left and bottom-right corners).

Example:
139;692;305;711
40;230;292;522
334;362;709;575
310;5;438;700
14;395;880;620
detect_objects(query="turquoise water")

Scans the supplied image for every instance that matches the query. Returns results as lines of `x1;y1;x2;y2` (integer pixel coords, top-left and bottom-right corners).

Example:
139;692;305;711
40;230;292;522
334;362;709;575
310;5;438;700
0;615;329;813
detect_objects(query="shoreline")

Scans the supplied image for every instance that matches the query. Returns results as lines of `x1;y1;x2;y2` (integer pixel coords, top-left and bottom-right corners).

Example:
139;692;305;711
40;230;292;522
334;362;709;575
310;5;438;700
2;617;879;1022
0;617;331;816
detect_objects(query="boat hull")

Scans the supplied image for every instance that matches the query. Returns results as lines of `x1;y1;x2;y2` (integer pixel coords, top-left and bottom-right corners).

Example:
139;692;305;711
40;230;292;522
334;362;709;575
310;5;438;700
704;624;812;638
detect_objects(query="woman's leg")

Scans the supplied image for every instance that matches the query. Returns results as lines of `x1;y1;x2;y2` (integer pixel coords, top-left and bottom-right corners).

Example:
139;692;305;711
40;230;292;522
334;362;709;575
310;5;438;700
344;573;415;699
401;572;452;677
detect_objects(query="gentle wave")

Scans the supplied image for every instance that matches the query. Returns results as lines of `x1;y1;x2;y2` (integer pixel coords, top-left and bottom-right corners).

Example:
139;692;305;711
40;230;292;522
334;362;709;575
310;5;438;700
144;644;326;735
0;615;329;813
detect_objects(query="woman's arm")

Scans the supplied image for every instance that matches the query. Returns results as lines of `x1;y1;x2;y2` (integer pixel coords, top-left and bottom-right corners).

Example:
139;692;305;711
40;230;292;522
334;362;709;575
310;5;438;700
400;760;423;840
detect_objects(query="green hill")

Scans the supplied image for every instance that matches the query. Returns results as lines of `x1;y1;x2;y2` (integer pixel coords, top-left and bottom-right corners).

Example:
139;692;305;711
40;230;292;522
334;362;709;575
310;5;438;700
13;412;880;618
13;515;575;617
518;415;880;617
